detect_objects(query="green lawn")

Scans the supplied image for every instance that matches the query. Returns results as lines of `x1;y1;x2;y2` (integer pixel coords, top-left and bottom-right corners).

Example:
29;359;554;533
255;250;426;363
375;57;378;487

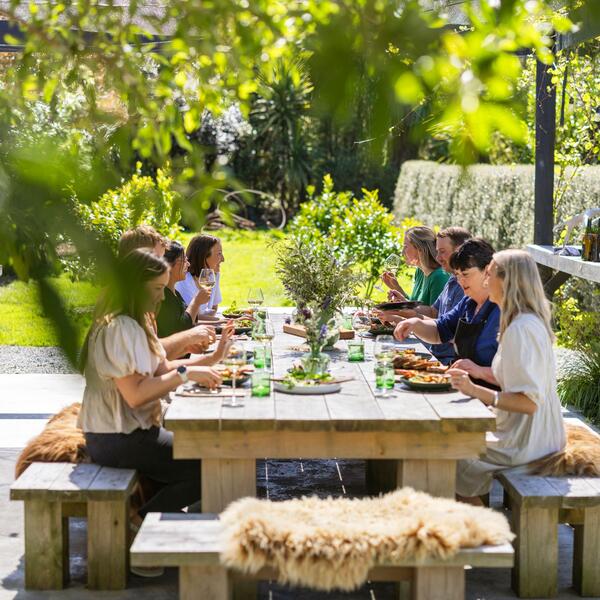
0;228;409;346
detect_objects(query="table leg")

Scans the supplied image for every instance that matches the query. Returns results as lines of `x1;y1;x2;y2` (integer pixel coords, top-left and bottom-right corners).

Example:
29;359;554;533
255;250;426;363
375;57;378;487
202;459;256;512
366;459;397;495
397;459;456;498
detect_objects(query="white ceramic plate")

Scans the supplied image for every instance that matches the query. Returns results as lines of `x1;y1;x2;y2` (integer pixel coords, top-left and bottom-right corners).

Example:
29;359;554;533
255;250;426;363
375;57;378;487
273;381;342;395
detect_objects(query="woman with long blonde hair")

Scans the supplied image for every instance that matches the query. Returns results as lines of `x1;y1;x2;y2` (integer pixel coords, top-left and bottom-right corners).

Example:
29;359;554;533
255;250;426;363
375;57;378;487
382;226;449;305
448;249;566;504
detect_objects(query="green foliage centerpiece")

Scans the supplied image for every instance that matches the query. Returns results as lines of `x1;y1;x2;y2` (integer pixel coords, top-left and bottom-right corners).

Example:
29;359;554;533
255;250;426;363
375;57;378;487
274;234;362;359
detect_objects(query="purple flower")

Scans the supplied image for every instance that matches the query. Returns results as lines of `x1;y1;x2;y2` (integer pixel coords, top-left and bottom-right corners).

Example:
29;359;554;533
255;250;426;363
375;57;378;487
318;323;328;342
321;296;332;312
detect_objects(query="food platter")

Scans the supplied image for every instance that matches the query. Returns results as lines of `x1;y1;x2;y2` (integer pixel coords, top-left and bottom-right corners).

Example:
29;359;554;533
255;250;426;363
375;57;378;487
216;318;254;335
217;366;253;386
374;301;421;311
393;349;447;372
399;373;452;391
273;381;342;395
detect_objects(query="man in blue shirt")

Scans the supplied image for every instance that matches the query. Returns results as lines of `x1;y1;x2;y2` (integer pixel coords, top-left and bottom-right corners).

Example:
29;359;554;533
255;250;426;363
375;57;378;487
379;227;472;364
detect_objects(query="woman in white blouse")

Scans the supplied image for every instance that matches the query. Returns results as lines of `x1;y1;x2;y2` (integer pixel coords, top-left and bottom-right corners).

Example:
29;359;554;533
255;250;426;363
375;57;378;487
448;249;566;504
176;234;224;321
79;249;231;524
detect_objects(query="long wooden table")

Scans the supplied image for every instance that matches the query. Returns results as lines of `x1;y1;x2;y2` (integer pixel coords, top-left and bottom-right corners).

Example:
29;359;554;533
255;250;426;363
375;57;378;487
165;314;496;512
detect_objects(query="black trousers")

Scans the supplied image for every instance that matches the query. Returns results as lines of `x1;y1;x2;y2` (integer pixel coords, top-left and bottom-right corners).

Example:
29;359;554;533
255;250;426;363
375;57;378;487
85;427;200;516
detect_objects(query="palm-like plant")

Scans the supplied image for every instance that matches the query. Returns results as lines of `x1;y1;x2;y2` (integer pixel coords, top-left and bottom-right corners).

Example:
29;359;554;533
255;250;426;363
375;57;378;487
249;57;315;215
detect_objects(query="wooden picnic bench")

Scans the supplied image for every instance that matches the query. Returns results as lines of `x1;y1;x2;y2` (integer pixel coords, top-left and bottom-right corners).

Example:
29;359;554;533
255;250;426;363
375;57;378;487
166;315;496;512
497;420;600;598
10;461;137;590
130;512;515;600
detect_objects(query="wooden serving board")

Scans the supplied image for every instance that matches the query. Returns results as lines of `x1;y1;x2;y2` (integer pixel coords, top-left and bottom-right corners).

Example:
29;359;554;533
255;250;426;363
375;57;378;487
283;323;355;340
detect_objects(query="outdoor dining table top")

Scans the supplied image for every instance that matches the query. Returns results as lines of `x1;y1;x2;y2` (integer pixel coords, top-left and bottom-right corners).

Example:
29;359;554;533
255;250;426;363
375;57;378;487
165;314;495;435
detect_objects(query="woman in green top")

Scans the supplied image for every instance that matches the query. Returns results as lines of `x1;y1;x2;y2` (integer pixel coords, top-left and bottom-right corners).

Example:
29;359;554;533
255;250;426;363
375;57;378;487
382;226;449;305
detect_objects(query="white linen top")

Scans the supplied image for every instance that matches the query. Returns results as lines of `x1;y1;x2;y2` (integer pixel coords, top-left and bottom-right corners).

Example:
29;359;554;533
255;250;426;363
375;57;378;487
175;271;222;318
78;315;166;434
487;313;566;466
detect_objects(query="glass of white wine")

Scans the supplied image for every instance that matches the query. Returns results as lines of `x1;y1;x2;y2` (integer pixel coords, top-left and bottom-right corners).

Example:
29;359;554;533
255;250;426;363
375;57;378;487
197;268;216;294
247;288;264;309
222;342;246;408
373;334;396;363
352;310;372;338
374;253;402;294
253;319;275;343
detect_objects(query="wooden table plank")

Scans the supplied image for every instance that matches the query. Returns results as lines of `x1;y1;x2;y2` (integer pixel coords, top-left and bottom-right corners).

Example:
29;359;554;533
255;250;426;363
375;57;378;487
357;362;442;432
425;391;496;433
545;477;600;508
166;395;223;431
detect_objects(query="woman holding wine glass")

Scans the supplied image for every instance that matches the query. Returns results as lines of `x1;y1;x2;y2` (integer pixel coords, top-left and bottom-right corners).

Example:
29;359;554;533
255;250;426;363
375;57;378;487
176;234;224;322
382;226;449;306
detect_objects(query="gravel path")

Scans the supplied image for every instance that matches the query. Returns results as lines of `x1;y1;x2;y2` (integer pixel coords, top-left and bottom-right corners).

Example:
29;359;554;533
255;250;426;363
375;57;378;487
0;346;77;374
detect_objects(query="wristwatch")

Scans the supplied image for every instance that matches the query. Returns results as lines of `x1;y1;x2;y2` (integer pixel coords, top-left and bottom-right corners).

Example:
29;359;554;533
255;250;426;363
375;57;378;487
176;365;189;383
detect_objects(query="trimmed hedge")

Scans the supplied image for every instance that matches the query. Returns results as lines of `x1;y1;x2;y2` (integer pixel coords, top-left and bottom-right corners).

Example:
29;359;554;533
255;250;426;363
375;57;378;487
394;161;600;250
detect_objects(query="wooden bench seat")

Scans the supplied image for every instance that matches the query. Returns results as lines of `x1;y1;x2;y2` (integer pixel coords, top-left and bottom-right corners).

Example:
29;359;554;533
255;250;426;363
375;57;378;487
130;512;514;600
10;461;137;591
498;467;600;597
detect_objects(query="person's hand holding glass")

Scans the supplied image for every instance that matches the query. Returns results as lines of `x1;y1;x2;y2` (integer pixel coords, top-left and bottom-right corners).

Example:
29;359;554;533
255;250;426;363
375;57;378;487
197;268;216;293
352;310;372;337
222;341;246;408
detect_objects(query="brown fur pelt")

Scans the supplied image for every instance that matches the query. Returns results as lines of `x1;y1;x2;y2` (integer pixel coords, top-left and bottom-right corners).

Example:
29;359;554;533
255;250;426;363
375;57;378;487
529;423;600;477
220;488;514;592
15;402;88;478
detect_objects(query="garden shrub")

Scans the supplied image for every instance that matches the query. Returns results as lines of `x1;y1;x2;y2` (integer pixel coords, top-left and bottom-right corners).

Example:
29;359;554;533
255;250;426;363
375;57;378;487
61;166;182;280
558;341;600;426
292;175;419;297
394;161;600;251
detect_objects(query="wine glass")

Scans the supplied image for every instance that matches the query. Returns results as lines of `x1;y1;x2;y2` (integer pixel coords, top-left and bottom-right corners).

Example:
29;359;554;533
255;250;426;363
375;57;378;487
253;319;275;343
352;310;372;337
222;342;246;408
197;268;216;294
383;253;402;274
247;288;264;309
373;334;396;363
374;253;402;294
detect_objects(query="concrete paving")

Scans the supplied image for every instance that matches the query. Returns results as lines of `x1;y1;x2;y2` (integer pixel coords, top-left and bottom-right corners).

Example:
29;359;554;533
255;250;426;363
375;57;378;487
0;374;593;599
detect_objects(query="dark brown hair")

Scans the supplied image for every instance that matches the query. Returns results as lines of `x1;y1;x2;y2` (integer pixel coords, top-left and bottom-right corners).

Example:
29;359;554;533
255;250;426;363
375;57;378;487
118;225;167;258
163;240;185;265
449;237;495;272
186;234;219;277
437;227;472;249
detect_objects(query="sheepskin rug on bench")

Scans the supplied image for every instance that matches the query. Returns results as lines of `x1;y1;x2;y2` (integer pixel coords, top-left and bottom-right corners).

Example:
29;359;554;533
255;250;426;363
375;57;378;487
220;488;513;592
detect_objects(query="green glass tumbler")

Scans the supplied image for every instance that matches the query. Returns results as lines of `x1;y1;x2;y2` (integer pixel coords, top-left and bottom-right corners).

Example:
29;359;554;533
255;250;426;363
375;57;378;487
253;344;271;369
251;369;271;397
374;360;395;397
347;339;365;362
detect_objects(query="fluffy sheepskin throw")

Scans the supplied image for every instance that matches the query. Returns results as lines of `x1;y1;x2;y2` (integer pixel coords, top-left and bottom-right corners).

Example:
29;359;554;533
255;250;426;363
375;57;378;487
219;488;513;592
15;402;88;477
529;423;600;477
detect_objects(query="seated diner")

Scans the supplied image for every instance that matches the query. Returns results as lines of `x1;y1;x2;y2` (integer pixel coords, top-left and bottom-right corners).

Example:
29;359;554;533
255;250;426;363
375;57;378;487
157;240;211;339
448;249;566;504
394;238;500;388
78;249;233;525
378;226;471;364
382;225;449;306
176;234;224;322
